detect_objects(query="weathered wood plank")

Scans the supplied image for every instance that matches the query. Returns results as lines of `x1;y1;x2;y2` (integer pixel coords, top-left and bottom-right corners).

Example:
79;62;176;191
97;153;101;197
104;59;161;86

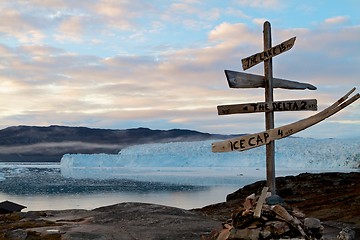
263;21;276;194
212;88;359;152
254;186;269;218
241;37;296;70
225;70;317;90
217;99;317;115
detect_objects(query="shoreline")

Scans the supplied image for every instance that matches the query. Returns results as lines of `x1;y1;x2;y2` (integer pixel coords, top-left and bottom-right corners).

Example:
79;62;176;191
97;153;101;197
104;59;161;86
1;171;359;239
2;162;358;212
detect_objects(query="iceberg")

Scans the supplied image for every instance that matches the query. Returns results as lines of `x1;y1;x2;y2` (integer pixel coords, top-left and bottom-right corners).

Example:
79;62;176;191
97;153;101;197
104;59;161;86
60;137;360;185
0;172;4;181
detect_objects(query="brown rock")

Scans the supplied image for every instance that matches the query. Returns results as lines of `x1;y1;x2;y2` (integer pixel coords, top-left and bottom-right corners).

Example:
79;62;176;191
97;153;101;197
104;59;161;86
304;217;321;229
195;172;360;239
337;227;356;240
243;193;256;211
4;229;28;240
265;221;290;236
1;203;222;240
271;205;294;222
229;228;260;240
260;229;272;239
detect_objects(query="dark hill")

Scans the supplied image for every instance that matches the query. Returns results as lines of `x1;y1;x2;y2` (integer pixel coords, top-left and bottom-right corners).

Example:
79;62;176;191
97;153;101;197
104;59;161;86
0;125;227;162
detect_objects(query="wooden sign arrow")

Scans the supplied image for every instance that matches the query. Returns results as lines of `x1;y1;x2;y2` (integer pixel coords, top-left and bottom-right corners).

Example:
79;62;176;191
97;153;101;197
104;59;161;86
225;70;317;90
217;99;317;115
212;88;359;152
241;37;296;70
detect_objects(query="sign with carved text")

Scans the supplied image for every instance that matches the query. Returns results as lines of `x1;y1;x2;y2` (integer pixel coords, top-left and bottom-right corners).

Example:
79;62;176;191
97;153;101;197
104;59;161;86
212;21;359;194
217;99;317;115
212;88;359;152
241;37;296;70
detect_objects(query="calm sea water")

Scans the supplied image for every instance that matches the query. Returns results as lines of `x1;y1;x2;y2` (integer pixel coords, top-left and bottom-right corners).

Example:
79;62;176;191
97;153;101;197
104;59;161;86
0;162;243;211
0;162;356;211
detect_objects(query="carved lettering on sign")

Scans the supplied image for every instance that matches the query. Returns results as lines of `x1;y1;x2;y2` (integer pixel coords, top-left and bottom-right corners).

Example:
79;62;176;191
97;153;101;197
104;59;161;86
217;99;317;115
230;132;270;151
241;37;296;70
212;89;359;152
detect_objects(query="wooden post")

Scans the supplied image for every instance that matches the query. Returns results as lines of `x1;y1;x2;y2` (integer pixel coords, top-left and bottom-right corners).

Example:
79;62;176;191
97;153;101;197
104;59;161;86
263;21;276;195
212;21;359;198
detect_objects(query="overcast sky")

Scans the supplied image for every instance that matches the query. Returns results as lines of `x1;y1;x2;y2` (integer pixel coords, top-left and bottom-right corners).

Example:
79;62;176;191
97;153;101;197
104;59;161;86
0;0;359;139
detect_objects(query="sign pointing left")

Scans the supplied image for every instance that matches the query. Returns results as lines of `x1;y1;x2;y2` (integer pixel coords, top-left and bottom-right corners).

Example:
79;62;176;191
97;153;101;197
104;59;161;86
217;99;317;115
212;88;359;152
241;37;296;70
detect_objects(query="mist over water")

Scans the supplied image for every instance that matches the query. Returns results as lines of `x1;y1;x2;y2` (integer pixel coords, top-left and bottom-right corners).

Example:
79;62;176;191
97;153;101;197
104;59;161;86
0;142;122;154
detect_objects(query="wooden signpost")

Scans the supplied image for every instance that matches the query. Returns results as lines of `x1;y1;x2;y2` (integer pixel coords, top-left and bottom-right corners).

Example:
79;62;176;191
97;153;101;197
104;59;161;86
212;21;359;194
218;99;317;115
213;88;359;152
225;70;316;90
241;37;296;70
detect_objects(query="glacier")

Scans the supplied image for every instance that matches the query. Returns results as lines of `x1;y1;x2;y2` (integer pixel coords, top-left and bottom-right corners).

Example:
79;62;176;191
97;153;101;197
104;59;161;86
61;137;360;186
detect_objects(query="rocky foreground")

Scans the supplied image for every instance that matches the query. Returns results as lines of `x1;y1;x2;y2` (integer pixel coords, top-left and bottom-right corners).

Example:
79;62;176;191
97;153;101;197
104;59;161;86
0;172;359;240
195;172;360;239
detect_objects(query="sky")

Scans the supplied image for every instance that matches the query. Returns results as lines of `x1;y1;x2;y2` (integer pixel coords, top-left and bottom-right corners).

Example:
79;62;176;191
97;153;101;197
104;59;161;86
0;0;359;139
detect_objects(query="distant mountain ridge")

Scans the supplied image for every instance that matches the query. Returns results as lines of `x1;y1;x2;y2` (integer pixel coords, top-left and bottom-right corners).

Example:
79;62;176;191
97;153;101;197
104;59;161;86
0;125;231;162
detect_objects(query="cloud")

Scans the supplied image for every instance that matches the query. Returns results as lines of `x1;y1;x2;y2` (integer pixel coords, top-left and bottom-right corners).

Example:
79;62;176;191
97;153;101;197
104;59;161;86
1;20;358;131
330;120;360;124
169;1;220;22
208;22;261;49
235;0;283;9
0;1;154;45
252;18;269;26
0;2;358;139
0;6;46;44
55;16;86;42
324;16;349;25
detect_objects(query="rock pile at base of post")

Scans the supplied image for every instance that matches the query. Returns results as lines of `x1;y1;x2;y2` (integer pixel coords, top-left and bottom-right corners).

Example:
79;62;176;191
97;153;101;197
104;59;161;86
203;187;325;240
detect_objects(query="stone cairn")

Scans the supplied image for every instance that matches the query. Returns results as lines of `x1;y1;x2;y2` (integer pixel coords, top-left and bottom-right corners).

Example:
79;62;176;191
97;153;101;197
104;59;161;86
205;187;324;240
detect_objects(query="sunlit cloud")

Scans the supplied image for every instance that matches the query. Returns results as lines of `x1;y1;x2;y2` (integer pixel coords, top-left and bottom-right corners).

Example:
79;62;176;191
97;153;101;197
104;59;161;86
0;1;358;139
55;16;86;42
252;18;269;26
324;16;349;25
0;7;46;44
329;120;360;124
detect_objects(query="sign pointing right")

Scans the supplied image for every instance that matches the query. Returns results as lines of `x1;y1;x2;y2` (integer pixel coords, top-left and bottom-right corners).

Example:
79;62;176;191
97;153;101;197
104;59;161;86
225;70;316;90
241;37;296;70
